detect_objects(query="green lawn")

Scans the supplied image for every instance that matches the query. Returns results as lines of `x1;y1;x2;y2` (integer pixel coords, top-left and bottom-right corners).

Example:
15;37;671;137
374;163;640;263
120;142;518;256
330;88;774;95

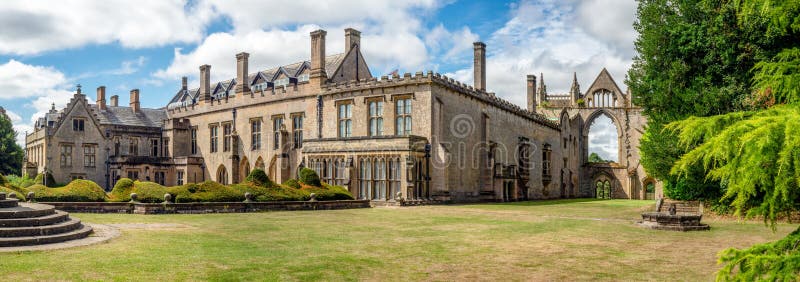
0;199;794;281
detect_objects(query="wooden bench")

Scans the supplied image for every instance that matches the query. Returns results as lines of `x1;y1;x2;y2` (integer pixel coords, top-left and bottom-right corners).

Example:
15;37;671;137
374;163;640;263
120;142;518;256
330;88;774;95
656;199;703;215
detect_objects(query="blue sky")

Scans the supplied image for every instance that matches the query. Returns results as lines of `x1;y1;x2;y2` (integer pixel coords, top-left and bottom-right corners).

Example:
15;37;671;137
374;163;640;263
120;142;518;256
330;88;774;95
0;0;636;161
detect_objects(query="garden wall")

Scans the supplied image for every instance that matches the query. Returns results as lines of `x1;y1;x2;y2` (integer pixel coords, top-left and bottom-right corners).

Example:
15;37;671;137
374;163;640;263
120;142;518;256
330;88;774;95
42;200;371;214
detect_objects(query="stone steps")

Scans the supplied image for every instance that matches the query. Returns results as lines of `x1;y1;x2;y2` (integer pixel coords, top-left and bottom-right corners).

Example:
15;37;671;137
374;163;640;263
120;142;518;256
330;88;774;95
0;225;93;247
0;211;69;228
0;192;93;247
0;203;56;219
0;218;83;237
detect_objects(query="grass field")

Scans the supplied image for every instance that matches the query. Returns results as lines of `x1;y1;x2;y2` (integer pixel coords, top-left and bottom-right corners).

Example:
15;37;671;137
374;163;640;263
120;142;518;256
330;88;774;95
0;199;794;281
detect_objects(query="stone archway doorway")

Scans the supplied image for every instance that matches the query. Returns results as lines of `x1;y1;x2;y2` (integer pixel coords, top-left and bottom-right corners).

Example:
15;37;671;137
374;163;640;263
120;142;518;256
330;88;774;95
593;173;615;199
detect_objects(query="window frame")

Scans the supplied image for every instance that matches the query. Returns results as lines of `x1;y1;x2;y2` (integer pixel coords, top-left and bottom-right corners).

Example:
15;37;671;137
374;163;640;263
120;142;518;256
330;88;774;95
337;100;353;138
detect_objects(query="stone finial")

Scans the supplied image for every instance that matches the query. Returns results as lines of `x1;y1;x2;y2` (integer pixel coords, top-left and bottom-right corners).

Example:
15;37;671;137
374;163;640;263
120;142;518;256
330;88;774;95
26;192;34;202
8;192;17;199
309;193;317;202
163;193;173;204
129;193;139;203
0;192;6;200
244;192;254;203
396;192;403;201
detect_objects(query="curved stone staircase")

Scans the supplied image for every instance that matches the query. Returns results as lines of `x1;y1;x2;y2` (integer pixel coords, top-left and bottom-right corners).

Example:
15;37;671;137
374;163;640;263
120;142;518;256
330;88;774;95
0;192;92;247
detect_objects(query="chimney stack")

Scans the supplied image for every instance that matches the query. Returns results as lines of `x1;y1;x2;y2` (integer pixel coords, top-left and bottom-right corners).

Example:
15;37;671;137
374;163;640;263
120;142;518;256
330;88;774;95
110;95;119;107
200;64;211;101
309;29;327;88
527;75;537;112
345;28;361;54
96;86;107;110
235;52;250;95
130;89;140;113
181;76;188;90
473;42;486;91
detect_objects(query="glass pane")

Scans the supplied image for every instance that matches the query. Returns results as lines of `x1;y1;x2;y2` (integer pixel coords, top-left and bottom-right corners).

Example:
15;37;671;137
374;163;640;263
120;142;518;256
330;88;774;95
405;99;412;114
369;102;376;116
396;100;403;114
377;118;383;135
377;101;383;116
396;118;403;135
405;117;412;134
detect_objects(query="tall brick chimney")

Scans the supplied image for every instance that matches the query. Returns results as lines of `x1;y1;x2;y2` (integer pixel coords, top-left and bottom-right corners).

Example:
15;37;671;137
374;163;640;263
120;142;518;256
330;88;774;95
235;52;250;95
200;64;211;101
130;89;140;113
110;95;119;107
473;42;486;91
96;86;107;110
309;30;327;88
527;75;537;112
345;28;361;54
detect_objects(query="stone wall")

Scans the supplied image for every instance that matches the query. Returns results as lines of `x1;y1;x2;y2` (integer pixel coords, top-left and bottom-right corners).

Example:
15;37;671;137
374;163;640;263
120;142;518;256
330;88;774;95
42;200;371;214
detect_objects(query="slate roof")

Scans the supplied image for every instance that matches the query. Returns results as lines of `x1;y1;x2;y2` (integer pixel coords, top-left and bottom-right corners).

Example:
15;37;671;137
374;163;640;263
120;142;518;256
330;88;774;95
168;53;346;108
92;105;167;128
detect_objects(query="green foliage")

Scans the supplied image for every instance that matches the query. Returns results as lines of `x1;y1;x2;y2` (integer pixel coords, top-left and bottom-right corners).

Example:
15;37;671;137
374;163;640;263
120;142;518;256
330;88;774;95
309;183;355;201
298;168;321;187
0;186;26;201
0;174;7;186
245;168;270;186
283;178;300;189
587;152;610;163
111;180;245;203
0;109;23;176
716;225;800;281
576;98;585;107
668;104;800;225
26;180;107;202
6;174;35;188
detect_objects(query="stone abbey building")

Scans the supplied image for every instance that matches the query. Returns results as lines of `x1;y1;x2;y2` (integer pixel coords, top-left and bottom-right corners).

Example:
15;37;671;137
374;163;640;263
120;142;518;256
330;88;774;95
24;28;659;202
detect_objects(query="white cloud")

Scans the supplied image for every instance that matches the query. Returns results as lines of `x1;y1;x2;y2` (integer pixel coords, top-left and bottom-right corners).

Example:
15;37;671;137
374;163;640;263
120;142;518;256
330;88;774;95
0;60;73;145
447;0;635;106
0;0;211;55
152;0;457;85
424;24;479;65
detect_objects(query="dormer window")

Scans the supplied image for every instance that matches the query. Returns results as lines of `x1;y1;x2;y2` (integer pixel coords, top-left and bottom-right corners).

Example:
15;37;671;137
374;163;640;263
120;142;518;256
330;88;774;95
298;73;309;82
274;78;290;87
72;118;85;131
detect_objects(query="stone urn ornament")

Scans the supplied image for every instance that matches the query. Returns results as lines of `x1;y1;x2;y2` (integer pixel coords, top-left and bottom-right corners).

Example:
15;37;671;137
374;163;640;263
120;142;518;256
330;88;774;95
129;193;139;203
26;192;34;202
163;193;173;204
309;193;317;202
243;192;254;203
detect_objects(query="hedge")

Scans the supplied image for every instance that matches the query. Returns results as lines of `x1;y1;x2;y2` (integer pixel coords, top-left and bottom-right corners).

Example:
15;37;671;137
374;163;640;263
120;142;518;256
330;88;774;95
245;169;270;186
26;180;107;202
110;179;246;203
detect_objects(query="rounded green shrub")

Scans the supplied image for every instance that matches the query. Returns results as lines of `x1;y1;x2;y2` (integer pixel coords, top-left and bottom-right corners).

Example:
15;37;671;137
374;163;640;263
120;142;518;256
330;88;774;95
298;168;321;187
245;168;270;186
303;183;354;201
27;180;107;202
109;178;135;201
283;179;301;189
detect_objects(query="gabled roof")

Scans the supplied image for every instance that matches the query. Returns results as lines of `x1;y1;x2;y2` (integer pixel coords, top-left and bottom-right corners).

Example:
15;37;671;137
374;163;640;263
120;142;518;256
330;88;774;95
584;68;625;99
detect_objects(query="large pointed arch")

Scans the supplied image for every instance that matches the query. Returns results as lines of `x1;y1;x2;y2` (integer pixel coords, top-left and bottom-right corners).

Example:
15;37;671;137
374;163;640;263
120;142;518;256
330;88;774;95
240;157;250;182
216;164;228;185
254;156;265;171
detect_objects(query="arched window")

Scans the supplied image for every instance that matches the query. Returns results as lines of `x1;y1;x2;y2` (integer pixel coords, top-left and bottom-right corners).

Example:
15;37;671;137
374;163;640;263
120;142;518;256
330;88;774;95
217;165;228;185
389;158;401;200
591;89;615;107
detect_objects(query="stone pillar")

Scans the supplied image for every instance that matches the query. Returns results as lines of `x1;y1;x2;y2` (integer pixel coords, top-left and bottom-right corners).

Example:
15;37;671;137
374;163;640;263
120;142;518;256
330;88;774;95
129;89;140;113
309;30;327;88
473;42;486;91
96;86;106;110
235;52;250;95
200;64;211;102
526;75;537;112
345;28;361;54
181;76;188;90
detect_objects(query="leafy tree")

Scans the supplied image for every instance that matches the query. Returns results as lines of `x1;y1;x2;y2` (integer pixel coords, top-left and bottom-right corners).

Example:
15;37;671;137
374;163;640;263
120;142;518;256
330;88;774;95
587;152;609;163
0;108;23;176
659;0;800;279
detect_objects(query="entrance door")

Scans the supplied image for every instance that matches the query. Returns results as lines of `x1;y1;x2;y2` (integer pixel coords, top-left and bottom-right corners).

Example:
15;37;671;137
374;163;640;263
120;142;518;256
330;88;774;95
645;182;655;200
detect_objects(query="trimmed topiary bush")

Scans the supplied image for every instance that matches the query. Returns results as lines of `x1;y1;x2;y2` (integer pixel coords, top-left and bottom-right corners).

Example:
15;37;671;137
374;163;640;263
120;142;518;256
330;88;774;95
0;186;26;201
283;179;301;189
109;178;136;201
26;179;107;202
303;183;354;201
298;168;321;187
245;168;270;186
